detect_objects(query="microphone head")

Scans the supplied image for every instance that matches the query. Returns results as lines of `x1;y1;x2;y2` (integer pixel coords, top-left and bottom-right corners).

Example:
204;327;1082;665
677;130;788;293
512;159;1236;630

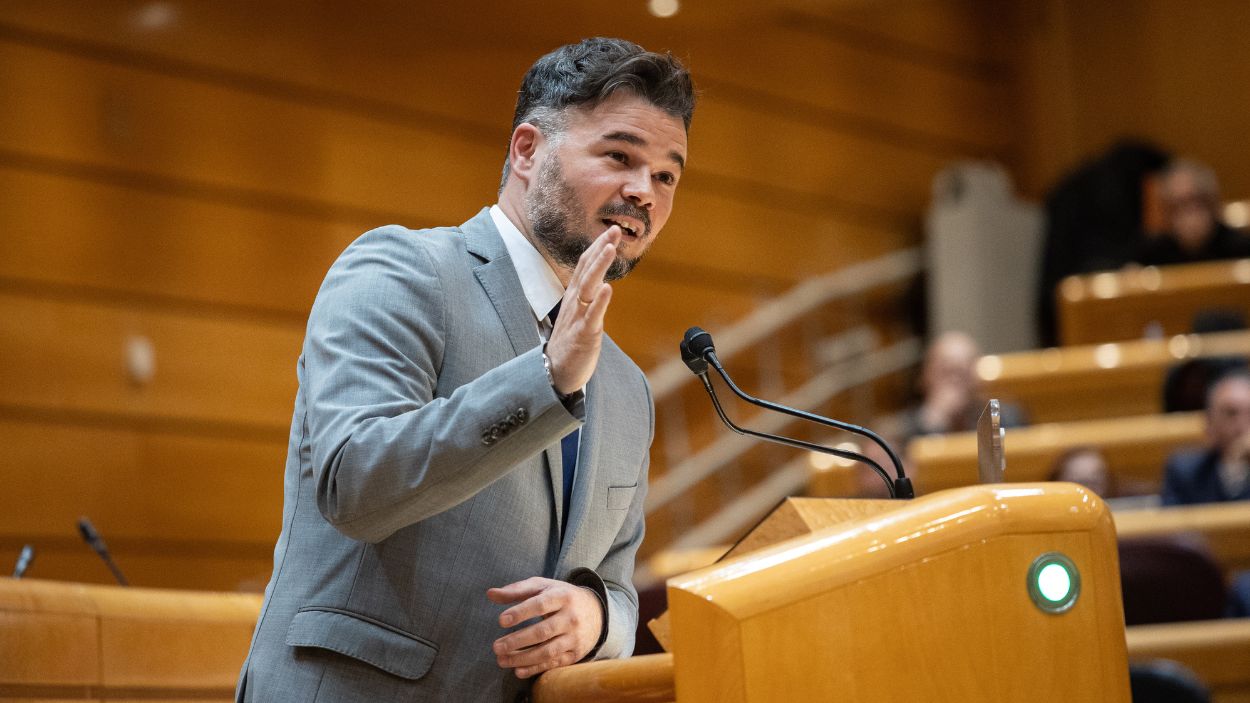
680;335;708;376
77;517;102;548
683;326;716;360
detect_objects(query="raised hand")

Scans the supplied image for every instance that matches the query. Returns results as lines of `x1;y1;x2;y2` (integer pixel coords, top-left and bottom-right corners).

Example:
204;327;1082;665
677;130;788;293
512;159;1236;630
545;226;622;395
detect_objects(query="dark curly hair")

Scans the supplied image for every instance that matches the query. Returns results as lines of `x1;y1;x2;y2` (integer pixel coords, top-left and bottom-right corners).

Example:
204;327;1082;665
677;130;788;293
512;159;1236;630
499;37;695;191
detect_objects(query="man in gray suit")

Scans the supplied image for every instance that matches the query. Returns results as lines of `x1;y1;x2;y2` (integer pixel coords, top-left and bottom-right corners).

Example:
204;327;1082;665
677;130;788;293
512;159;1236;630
236;38;694;701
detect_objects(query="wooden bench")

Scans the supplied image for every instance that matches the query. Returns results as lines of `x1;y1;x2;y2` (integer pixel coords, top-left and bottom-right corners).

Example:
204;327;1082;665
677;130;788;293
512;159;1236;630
0;578;260;701
1058;259;1250;345
1116;501;1250;575
907;412;1204;495
1127;618;1250;703
978;330;1250;423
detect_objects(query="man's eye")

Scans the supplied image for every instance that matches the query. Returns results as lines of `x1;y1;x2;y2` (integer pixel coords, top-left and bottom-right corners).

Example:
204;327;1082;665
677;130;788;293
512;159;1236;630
607;151;627;163
657;172;676;186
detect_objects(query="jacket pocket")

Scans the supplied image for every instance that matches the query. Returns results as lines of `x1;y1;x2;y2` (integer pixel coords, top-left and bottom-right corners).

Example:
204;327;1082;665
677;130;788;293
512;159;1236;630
285;606;437;680
607;483;637;510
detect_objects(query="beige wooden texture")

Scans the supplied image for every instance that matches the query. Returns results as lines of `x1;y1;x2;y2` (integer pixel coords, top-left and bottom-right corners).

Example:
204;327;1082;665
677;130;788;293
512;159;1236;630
666;484;1129;702
1116;501;1250;575
534;616;1250;703
907;412;1204;494
1057;260;1250;346
1127;619;1250;703
980;330;1250;423
0;578;259;701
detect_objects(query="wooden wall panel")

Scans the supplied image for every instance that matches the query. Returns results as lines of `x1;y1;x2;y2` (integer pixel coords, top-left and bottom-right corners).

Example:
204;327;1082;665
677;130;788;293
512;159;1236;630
1010;0;1250;200
0;164;359;318
0;40;501;226
0;1;1009;152
0;292;300;431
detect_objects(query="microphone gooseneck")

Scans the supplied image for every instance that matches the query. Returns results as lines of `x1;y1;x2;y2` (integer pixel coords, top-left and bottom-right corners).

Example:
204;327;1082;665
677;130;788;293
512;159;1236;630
680;326;915;500
78;516;130;586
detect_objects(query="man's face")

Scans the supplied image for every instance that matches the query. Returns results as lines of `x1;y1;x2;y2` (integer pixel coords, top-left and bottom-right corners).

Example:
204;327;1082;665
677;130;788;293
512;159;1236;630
524;92;687;281
1207;376;1250;453
1164;171;1216;252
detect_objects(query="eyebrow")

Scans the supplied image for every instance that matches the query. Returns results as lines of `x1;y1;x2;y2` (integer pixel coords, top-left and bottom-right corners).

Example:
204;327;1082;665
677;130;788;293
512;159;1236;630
602;131;685;171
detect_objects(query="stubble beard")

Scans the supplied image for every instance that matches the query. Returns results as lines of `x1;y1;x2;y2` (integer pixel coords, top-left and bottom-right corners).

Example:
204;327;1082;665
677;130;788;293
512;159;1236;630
524;153;645;282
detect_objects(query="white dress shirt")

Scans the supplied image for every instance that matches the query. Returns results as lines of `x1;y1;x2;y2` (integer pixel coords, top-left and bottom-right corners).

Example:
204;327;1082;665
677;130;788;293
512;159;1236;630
490;205;564;339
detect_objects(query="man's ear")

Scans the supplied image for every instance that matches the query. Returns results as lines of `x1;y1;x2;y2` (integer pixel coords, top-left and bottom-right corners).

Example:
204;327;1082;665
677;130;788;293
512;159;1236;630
508;123;544;186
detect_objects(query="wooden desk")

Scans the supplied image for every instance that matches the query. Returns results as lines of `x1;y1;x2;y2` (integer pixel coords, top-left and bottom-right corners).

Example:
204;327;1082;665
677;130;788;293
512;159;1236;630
534;619;1250;703
0;578;260;701
1058;259;1250;345
978;330;1250;423
907;413;1204;494
1127;618;1250;703
1116;501;1250;574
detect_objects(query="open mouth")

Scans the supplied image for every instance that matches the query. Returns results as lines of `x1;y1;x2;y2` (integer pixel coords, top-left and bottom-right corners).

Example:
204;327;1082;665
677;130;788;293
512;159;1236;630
602;218;640;238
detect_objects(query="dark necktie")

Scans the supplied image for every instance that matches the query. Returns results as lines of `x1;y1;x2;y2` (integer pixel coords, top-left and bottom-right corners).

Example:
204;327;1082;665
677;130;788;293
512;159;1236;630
547;302;579;536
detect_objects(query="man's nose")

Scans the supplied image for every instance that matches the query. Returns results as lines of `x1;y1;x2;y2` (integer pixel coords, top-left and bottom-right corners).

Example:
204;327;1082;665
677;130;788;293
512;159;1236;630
622;171;655;210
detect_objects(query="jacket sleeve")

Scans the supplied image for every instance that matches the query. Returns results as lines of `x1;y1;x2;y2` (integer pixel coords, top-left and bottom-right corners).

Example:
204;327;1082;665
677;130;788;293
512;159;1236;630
566;372;653;660
303;226;581;543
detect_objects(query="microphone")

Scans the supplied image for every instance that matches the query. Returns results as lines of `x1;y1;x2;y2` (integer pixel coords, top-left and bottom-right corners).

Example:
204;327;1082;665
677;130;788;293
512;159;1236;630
12;544;34;579
682;326;915;499
77;517;129;586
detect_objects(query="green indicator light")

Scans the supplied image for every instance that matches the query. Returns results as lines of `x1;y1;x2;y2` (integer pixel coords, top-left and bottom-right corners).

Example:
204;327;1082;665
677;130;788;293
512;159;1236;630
1037;563;1072;601
1027;552;1081;614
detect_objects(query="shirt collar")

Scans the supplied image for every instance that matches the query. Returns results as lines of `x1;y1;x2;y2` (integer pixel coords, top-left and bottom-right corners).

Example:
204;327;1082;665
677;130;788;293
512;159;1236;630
490;204;565;322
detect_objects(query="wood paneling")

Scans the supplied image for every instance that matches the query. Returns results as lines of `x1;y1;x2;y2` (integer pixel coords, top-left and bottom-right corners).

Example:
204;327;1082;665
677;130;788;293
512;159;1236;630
1011;0;1250;200
0;292;300;431
981;330;1250;423
1126;619;1250;703
907;413;1204;495
1058;260;1250;345
0;579;259;700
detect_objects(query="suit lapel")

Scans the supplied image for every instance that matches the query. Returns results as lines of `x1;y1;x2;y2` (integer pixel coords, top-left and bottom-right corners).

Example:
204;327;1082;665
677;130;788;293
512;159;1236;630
461;208;565;533
558;370;603;564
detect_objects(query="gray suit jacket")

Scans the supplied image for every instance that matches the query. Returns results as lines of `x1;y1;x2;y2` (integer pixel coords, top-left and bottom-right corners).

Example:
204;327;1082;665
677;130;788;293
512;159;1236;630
237;209;652;702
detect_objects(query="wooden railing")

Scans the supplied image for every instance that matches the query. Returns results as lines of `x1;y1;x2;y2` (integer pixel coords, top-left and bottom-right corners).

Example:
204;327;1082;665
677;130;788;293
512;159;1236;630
639;249;923;561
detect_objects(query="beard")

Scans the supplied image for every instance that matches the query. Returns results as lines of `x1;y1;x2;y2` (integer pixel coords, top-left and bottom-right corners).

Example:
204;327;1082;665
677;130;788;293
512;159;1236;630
524;153;648;282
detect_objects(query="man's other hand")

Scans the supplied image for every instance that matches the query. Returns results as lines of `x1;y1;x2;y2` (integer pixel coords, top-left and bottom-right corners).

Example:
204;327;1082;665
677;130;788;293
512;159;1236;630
545;226;621;395
487;576;604;679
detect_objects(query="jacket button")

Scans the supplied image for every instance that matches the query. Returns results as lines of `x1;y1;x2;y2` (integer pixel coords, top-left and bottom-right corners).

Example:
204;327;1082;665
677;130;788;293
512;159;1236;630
516;407;528;423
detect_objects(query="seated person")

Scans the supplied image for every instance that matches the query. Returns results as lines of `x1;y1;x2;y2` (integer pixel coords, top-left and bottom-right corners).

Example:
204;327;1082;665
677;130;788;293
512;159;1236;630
1161;369;1250;505
1049;446;1114;498
902;331;1025;439
1139;159;1250;266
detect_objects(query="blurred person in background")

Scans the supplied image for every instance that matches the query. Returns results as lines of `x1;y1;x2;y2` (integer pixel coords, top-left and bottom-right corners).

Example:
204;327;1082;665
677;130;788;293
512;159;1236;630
1139;158;1250;266
1161;369;1250;506
1036;140;1171;346
1049;446;1115;498
901;331;1025;440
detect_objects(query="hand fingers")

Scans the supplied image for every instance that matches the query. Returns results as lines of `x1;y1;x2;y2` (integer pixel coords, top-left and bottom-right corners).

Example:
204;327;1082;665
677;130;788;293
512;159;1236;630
494;613;570;659
581;283;612;335
496;633;577;677
566;227;620;306
497;588;563;628
486;577;550;606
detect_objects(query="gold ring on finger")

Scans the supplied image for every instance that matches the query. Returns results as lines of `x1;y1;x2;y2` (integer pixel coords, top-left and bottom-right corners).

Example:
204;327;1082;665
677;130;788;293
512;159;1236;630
577;297;592;306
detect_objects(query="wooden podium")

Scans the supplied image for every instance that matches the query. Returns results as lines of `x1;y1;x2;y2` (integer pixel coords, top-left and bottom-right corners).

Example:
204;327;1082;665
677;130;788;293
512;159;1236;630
535;482;1131;702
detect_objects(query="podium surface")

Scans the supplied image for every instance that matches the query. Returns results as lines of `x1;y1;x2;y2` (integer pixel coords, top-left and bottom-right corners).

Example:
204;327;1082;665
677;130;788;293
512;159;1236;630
540;483;1130;702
